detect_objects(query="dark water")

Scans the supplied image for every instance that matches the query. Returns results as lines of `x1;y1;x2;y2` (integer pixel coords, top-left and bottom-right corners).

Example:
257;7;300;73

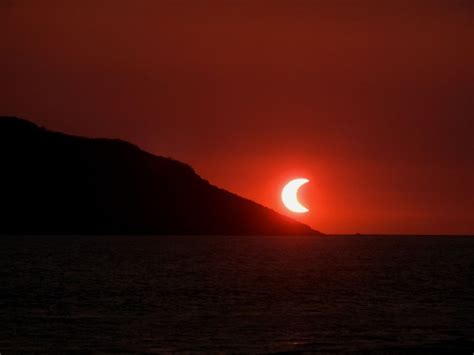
1;235;473;353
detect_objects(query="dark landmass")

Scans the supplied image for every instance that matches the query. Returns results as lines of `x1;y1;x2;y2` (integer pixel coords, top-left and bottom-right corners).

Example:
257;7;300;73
0;117;320;235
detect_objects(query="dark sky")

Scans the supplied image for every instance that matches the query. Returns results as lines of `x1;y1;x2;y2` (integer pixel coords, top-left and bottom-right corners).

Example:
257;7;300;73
1;0;473;234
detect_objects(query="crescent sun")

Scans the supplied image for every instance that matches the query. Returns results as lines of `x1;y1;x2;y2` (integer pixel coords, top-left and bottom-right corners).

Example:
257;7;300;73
281;178;310;213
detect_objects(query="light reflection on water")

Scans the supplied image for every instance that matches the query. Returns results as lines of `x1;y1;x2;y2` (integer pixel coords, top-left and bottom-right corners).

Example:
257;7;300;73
0;235;473;352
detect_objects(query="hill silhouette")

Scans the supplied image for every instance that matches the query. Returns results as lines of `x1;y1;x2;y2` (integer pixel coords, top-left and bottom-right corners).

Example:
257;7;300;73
0;117;321;235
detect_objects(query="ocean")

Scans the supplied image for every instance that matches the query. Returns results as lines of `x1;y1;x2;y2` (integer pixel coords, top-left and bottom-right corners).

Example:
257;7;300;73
1;235;473;353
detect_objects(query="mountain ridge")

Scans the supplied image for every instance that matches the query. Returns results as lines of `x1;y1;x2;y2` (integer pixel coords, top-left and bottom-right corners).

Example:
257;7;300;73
0;116;321;236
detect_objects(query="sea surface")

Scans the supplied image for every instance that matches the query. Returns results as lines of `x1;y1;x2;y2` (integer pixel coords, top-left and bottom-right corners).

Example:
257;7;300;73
0;235;473;353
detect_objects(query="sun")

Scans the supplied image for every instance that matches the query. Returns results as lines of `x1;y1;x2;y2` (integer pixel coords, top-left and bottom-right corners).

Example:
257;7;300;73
281;178;310;213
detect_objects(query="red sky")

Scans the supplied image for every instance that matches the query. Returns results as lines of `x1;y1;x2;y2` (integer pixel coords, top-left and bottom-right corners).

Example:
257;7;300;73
1;0;473;234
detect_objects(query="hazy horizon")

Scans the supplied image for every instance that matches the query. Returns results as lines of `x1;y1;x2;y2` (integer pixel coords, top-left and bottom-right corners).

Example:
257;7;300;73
1;0;473;234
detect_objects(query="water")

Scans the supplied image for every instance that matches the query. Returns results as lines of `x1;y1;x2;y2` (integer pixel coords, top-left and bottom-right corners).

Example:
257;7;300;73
1;235;473;353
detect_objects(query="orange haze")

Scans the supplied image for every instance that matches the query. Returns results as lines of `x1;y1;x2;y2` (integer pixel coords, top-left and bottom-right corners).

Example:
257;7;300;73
1;0;473;234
